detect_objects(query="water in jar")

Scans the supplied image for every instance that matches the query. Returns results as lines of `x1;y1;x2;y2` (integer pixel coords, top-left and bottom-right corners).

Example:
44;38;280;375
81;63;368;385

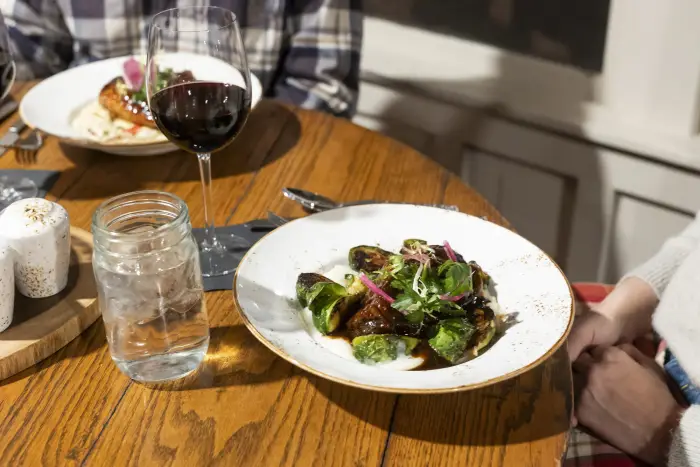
94;232;209;382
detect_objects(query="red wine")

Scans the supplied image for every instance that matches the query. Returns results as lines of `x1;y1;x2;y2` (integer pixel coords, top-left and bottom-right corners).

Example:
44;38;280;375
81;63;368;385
150;81;251;153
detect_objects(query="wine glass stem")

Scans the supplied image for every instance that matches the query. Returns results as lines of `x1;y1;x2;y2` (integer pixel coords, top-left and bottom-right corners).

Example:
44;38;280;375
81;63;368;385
197;152;218;248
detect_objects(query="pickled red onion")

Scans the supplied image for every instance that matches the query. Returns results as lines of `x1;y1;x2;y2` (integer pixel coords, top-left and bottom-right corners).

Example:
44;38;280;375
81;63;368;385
358;273;395;303
439;293;465;302
443;240;458;262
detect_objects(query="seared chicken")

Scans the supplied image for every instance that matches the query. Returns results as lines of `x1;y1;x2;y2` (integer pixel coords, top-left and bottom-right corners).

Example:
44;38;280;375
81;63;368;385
97;71;195;129
98;77;156;128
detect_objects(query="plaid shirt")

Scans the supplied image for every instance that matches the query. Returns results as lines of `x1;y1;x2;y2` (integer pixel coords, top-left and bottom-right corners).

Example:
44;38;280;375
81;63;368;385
0;0;362;117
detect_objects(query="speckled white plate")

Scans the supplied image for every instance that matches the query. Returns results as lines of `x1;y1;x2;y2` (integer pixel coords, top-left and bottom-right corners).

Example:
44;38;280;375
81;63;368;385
19;53;262;156
233;204;574;393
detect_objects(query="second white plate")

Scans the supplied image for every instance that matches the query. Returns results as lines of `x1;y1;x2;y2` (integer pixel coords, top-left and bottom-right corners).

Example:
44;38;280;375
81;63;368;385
20;53;262;156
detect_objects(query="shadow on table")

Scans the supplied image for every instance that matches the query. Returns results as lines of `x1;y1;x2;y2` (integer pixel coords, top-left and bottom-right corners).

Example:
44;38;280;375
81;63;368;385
0;318;107;387
311;348;572;446
52;101;301;201
144;324;289;392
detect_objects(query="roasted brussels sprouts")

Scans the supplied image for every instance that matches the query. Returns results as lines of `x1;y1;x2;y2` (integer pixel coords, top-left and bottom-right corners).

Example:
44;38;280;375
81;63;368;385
348;246;392;272
351;334;420;364
296;273;333;307
474;323;496;353
345;274;368;296
297;272;367;335
311;291;362;335
428;318;476;364
472;308;497;354
469;261;491;295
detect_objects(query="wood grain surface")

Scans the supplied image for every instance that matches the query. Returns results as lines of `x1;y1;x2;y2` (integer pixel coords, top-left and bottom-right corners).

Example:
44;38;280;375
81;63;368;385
0;227;97;381
0;82;572;467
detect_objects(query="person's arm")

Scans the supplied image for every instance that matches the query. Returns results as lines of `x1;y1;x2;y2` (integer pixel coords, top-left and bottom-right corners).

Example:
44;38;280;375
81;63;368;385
569;212;700;360
624;211;700;298
1;0;73;79
273;0;362;118
668;406;700;467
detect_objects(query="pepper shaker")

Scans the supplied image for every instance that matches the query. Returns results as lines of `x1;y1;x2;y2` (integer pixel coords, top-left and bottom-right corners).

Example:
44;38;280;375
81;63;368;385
0;198;71;298
0;239;13;332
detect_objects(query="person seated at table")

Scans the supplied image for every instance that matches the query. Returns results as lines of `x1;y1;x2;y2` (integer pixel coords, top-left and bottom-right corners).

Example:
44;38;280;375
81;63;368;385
0;0;362;118
567;213;700;466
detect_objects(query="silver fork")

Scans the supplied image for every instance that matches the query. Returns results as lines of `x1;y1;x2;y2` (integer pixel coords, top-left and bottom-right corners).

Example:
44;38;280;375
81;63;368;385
14;130;43;165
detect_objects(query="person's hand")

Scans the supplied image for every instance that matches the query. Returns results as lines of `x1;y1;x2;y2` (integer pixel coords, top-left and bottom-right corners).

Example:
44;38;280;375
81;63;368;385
567;307;624;362
568;277;659;362
573;344;684;466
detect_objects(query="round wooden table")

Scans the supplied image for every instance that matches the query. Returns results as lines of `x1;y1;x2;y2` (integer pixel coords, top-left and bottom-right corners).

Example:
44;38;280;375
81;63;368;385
0;83;572;466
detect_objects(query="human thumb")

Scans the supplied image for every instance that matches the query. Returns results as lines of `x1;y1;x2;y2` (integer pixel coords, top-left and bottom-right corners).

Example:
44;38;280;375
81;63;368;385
567;313;598;362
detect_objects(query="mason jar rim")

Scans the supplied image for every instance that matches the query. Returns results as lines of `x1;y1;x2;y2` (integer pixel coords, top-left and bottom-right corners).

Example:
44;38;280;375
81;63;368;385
91;190;190;243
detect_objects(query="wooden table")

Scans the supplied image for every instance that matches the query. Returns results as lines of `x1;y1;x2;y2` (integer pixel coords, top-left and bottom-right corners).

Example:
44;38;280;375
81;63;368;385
0;82;572;466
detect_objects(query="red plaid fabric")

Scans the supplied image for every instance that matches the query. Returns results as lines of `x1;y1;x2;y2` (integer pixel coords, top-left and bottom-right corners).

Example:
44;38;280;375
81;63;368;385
564;283;651;467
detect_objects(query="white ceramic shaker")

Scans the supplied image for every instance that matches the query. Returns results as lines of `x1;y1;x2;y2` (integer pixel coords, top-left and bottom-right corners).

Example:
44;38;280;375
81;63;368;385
0;198;71;298
0;238;14;332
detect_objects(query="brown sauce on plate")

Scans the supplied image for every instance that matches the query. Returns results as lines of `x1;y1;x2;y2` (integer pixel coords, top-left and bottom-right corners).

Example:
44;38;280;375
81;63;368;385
410;340;451;371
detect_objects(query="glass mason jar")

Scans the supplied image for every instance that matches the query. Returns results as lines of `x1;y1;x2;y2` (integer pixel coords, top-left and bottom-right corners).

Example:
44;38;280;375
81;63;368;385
92;190;209;383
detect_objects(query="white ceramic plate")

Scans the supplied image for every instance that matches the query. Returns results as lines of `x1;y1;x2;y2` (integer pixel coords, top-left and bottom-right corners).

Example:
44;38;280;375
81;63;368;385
19;53;263;156
234;204;574;394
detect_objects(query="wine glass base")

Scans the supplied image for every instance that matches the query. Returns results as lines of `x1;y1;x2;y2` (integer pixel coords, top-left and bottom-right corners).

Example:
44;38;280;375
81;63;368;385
199;234;251;278
0;176;38;211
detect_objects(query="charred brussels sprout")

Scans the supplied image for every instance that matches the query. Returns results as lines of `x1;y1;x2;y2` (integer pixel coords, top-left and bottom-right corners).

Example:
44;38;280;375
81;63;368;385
297;272;367;335
474;323;496;353
351;335;420;364
345;274;368;296
296;273;333;307
428;318;476;364
348;246;392;273
469;261;491;294
472;308;497;354
311;290;361;335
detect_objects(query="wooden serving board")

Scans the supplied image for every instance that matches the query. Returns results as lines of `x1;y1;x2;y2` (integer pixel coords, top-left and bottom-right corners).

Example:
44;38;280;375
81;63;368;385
0;227;99;381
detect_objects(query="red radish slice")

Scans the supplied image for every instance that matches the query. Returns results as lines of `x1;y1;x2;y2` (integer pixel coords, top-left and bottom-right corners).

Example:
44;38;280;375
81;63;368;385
123;57;144;90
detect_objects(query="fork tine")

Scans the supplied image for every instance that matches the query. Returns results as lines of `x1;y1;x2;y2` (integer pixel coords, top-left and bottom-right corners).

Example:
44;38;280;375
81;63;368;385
20;148;33;165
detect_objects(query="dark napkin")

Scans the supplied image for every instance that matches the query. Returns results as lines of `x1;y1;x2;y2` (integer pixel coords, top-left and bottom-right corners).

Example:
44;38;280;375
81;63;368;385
192;219;276;292
0;169;61;199
0;168;271;291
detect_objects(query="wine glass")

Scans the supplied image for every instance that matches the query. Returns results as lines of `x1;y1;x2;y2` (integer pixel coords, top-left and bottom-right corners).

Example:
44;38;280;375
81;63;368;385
146;6;253;277
0;11;38;211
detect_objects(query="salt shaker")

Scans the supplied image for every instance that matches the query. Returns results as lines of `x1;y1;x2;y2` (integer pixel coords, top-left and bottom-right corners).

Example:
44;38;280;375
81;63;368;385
0;198;71;298
0;239;14;332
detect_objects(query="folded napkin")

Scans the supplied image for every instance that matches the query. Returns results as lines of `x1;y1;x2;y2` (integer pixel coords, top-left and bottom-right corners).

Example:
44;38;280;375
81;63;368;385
192;220;275;292
0;169;61;204
0;169;272;292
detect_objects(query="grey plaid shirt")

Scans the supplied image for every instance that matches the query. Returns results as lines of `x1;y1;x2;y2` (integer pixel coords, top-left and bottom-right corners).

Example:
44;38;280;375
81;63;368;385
1;0;362;117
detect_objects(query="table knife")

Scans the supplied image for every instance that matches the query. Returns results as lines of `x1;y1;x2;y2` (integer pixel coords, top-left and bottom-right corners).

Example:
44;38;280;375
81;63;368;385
0;116;26;158
0;98;17;124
